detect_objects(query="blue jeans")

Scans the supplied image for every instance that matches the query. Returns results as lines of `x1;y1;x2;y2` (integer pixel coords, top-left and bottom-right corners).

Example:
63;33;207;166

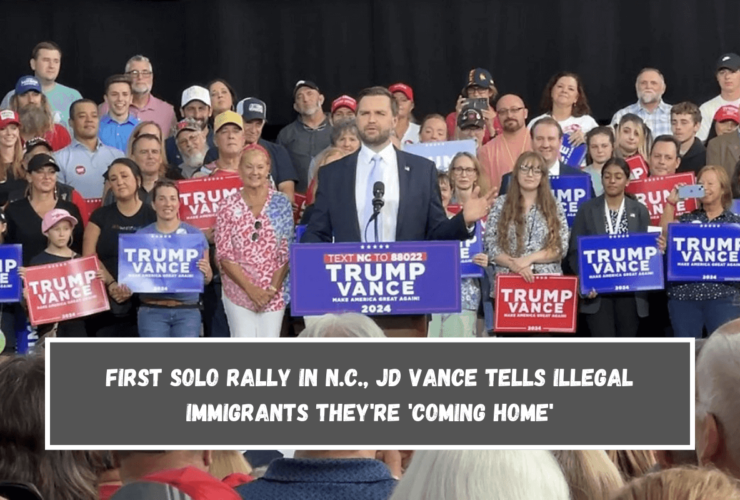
668;294;740;338
138;307;202;337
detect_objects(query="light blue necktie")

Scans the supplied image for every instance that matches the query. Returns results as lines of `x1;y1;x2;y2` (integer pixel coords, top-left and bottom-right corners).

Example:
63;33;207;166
363;154;383;242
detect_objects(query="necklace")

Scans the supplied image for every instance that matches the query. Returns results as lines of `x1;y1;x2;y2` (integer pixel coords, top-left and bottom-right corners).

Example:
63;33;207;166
501;132;528;166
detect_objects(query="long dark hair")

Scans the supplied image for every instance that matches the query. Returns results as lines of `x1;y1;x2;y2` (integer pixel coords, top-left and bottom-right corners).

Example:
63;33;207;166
104;158;144;200
539;71;591;117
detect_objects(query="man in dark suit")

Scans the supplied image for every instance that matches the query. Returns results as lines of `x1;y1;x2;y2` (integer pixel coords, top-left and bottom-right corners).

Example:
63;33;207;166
706;126;740;182
499;117;593;195
302;86;495;243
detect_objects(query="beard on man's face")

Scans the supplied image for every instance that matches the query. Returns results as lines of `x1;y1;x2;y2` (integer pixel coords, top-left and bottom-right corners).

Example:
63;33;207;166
19;104;50;136
183;149;206;168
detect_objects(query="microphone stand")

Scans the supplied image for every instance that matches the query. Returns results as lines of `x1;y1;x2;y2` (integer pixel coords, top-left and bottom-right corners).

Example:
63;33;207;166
364;199;384;243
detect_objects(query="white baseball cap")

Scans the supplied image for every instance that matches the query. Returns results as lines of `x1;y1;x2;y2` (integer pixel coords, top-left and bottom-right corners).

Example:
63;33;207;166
181;86;211;108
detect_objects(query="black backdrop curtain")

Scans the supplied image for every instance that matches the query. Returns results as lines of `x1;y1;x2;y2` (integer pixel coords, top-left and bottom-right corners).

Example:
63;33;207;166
1;0;739;138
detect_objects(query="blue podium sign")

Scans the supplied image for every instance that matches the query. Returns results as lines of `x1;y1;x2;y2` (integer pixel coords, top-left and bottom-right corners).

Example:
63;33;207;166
290;241;461;316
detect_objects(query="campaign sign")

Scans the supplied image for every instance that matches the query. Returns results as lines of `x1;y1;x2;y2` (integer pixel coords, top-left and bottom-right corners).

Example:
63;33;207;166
626;155;649;181
667;223;740;282
460;223;484;278
15;319;38;355
577;233;664;295
494;275;578;333
25;256;109;326
177;176;243;230
118;234;204;293
732;199;740;215
81;198;102;226
404;140;476;172
626;173;697;226
296;224;307;242
550;175;591;227
560;134;586;167
294;193;307;225
290;241;461;316
0;244;22;303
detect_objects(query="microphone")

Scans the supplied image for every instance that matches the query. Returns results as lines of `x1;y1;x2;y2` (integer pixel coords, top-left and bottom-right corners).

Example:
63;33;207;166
372;181;385;214
364;181;385;243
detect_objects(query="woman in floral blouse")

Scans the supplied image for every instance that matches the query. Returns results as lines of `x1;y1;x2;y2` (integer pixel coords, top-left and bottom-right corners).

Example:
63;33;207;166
215;144;294;337
429;154;489;338
484;151;569;299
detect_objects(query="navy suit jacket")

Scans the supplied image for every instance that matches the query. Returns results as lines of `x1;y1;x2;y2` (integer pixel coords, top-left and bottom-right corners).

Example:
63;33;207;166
301;148;470;242
499;161;594;196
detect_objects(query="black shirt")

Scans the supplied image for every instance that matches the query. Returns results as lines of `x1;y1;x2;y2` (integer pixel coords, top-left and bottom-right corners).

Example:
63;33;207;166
29;251;87;337
89;202;156;279
676;137;707;175
5;197;84;266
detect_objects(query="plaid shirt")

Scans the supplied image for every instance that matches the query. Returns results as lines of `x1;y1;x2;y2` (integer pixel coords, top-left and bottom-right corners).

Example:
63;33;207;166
611;100;673;138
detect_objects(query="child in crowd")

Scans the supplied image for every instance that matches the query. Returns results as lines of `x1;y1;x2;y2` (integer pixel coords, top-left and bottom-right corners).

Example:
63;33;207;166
20;209;89;337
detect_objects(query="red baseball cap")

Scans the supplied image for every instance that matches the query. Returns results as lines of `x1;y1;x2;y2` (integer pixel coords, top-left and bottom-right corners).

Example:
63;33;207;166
0;110;20;130
389;83;414;101
331;95;357;114
714;105;740;124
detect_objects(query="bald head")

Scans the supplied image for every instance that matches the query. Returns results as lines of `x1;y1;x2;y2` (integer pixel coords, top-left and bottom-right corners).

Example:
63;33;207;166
696;322;740;478
495;94;528;133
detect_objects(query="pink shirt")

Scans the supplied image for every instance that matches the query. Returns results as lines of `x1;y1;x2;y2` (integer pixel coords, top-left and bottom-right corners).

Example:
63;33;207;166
215;189;292;312
478;129;532;191
100;94;177;138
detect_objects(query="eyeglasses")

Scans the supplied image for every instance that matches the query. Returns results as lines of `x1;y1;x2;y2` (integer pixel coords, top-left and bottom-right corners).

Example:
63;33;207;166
519;165;543;176
251;220;262;242
452;167;476;176
126;70;153;77
497;106;525;117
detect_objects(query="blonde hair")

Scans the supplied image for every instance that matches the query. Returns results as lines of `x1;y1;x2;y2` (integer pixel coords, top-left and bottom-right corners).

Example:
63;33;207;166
552;450;624;500
312;147;345;200
611;467;740;500
208;450;252;480
606;450;656;481
449;152;490;197
697;165;733;210
0;131;24;182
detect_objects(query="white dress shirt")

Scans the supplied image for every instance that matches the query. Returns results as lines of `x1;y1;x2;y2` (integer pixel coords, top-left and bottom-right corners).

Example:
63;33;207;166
548;159;560;176
356;142;400;242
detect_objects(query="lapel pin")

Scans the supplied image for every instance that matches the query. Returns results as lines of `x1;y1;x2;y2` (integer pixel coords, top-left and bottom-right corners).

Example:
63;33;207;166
404;166;410;171
630;213;635;218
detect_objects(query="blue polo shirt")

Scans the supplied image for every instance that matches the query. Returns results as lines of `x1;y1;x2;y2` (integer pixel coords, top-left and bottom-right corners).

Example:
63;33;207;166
98;113;140;152
54;138;124;198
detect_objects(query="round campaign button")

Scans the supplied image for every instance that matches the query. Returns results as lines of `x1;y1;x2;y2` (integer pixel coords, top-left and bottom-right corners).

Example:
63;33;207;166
0;329;5;353
75;165;86;175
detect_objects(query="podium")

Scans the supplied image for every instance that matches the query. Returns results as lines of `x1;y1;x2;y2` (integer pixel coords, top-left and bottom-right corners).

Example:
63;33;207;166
372;315;428;337
290;241;461;337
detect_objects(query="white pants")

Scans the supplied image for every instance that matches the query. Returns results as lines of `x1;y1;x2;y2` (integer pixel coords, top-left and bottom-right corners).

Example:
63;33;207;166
222;295;284;338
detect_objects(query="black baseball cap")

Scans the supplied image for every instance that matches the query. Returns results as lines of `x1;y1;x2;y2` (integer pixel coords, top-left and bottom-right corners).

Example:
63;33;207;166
293;80;320;98
717;53;740;72
27;153;60;173
23;137;53;155
457;107;485;129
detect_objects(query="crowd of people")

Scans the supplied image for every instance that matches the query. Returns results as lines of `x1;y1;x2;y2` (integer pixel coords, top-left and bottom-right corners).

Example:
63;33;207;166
0;314;739;499
0;41;739;344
